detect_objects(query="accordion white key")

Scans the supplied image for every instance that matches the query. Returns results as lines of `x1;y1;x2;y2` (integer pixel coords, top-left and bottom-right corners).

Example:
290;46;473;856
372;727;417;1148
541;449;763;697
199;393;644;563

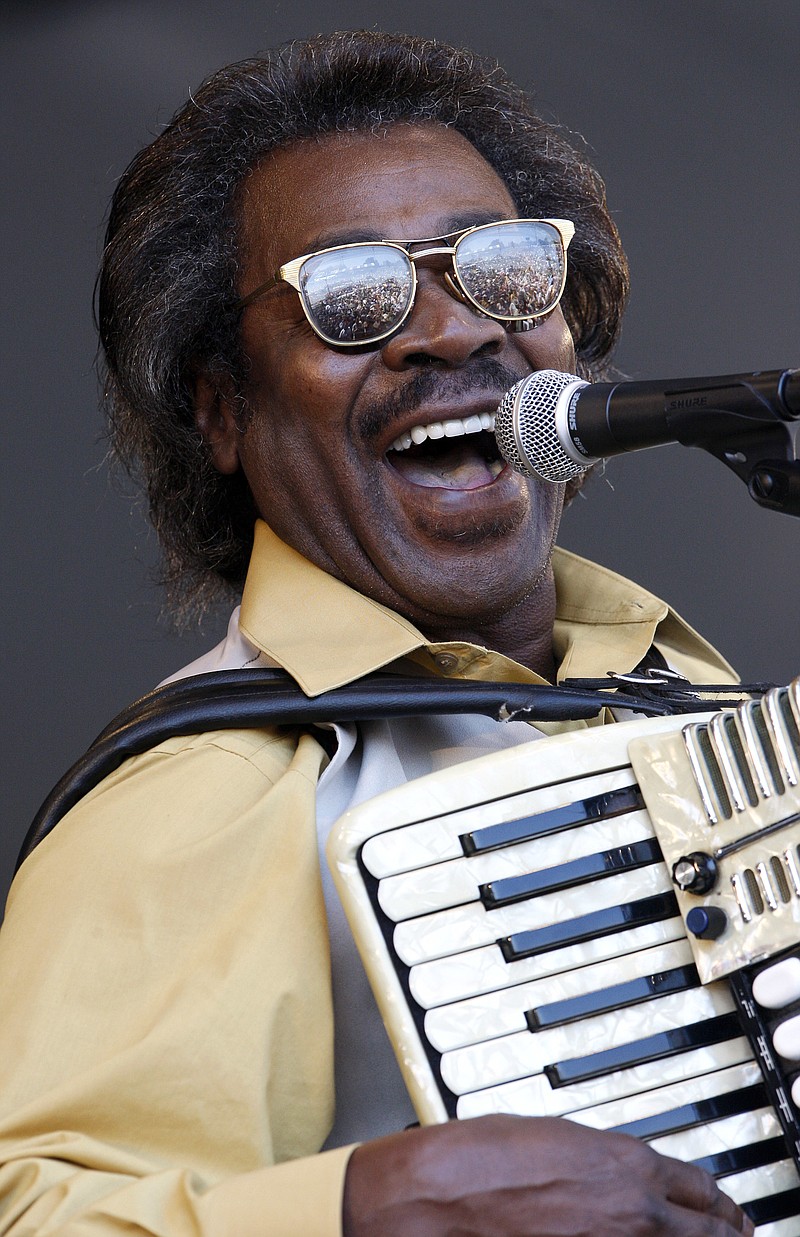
328;683;800;1235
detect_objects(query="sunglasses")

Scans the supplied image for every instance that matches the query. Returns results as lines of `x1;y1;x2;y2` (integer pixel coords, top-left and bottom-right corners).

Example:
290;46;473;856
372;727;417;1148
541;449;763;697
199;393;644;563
238;218;575;348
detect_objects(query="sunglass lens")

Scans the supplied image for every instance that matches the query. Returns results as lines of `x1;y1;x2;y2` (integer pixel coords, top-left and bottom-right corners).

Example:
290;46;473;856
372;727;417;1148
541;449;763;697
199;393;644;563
455;221;565;320
299;245;413;344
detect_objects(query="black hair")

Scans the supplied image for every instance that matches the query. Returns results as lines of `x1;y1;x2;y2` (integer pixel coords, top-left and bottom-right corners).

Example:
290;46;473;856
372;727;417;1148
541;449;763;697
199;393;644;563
98;29;629;617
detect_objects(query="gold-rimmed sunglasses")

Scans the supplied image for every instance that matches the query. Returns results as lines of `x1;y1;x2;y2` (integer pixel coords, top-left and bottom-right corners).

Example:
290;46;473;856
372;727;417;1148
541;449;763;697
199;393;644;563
237;218;575;347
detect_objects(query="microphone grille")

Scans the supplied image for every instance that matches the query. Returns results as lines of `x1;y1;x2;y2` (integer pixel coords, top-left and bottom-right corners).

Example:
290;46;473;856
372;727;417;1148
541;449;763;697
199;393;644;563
495;369;588;482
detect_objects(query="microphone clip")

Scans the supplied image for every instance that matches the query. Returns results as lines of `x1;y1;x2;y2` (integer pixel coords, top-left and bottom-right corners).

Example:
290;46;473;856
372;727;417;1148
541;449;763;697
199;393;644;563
697;420;800;517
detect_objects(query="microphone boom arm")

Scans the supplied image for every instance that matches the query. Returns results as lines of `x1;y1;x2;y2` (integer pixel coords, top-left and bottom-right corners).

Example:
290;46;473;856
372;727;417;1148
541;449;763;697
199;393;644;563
607;371;800;516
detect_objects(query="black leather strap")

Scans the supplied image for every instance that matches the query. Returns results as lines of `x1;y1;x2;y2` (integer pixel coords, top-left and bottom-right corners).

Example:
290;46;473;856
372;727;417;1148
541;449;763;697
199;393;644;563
15;668;735;874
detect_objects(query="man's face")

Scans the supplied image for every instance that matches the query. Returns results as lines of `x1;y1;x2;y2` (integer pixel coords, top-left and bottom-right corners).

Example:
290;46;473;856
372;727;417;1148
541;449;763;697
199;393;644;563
210;124;576;635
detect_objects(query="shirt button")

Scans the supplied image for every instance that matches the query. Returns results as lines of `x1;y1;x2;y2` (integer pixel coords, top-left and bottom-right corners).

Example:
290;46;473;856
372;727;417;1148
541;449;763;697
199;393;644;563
433;653;460;672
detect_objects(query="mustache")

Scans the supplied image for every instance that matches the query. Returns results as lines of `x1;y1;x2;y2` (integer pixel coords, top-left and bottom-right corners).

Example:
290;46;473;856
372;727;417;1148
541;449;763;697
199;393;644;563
358;358;523;442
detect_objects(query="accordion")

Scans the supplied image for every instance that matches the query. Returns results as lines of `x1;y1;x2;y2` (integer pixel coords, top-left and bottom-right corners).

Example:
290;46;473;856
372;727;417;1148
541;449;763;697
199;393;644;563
328;682;800;1235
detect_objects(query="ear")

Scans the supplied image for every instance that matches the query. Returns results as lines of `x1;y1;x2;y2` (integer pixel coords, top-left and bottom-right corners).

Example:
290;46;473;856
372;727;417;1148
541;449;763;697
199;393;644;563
193;374;242;476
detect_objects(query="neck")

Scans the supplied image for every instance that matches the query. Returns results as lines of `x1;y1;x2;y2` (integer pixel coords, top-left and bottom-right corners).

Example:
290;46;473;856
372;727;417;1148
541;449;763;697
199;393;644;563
419;567;559;681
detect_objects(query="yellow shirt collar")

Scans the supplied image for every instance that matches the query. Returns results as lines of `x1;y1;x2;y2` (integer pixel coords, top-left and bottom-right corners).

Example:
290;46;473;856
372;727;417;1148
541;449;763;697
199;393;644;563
240;520;734;696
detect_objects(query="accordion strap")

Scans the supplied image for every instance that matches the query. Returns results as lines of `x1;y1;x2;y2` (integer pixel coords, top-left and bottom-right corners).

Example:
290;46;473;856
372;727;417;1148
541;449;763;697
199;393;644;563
15;667;758;873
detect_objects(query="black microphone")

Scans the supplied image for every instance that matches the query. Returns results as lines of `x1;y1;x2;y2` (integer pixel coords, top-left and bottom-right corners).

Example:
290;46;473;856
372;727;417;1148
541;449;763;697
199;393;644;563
494;368;800;482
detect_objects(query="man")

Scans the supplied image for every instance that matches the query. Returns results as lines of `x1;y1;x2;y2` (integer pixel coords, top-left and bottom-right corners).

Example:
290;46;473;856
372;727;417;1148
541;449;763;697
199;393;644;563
1;28;793;1235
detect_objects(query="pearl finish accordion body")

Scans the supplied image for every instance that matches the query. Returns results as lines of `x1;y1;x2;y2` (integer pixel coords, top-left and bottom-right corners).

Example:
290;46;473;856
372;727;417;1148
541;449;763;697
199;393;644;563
328;683;800;1235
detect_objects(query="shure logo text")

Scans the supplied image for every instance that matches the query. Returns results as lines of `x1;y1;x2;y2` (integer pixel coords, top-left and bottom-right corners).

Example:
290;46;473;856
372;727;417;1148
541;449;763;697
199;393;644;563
669;396;708;409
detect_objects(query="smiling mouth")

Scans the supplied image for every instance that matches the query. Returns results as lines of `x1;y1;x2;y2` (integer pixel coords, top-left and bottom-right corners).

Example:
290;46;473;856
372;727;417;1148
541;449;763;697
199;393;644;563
386;414;506;490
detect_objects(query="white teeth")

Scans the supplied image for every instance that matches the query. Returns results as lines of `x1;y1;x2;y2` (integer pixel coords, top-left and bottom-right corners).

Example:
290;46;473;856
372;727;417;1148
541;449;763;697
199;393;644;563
390;414;496;453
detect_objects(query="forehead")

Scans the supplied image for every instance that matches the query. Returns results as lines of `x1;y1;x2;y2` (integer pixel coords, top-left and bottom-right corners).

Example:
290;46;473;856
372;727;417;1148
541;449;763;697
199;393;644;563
238;125;518;275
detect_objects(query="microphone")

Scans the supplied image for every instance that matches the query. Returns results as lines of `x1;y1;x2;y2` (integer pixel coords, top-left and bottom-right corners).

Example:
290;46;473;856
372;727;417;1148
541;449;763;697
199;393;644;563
494;368;800;482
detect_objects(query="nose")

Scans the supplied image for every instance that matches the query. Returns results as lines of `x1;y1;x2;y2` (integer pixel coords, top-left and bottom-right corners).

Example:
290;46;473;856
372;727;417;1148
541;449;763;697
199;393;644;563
380;265;507;371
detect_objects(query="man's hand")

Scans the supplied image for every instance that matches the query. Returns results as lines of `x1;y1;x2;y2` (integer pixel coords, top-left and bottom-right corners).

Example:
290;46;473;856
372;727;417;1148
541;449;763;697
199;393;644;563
342;1114;753;1235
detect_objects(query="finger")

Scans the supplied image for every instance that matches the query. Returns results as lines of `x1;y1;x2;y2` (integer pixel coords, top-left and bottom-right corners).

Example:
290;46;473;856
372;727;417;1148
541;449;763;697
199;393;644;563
659;1155;753;1233
752;956;800;1009
670;1203;755;1237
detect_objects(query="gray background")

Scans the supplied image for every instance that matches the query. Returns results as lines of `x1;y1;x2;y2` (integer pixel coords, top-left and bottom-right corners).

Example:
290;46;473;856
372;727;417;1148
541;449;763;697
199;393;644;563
2;0;798;907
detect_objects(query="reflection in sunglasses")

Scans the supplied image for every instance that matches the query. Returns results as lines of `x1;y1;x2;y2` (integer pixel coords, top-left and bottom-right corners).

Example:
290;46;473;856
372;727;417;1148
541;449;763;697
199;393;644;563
240;218;574;347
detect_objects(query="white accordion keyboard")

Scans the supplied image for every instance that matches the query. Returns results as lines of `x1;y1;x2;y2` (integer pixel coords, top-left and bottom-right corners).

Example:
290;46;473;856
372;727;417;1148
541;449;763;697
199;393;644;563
328;687;800;1235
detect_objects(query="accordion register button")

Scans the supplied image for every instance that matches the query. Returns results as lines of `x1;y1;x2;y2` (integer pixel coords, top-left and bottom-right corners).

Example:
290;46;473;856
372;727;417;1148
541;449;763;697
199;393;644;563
752;956;800;1009
771;1016;800;1061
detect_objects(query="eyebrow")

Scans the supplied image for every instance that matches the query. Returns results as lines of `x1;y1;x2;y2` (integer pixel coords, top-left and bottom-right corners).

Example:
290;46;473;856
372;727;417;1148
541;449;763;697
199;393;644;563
303;210;514;254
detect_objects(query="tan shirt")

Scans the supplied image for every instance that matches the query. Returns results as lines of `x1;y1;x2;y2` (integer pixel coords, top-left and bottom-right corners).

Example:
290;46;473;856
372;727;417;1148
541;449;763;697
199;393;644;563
0;522;735;1236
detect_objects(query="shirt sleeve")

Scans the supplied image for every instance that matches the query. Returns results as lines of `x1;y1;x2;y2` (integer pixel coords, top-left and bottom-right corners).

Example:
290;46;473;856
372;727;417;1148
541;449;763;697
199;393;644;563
0;727;354;1236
